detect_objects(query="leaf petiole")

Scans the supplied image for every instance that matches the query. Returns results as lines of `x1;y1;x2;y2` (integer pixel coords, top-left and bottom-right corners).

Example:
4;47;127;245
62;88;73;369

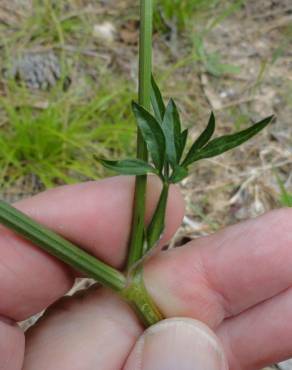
0;201;126;291
146;181;169;252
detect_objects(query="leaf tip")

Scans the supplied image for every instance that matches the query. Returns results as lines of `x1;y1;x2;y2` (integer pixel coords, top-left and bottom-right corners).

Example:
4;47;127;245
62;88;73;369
131;100;138;110
266;115;276;124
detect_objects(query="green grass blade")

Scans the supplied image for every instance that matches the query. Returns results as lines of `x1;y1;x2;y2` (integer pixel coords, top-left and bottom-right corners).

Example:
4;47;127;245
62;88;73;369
275;173;292;207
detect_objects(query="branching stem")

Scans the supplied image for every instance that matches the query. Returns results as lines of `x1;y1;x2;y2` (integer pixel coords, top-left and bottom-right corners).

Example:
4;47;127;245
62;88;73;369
0;0;168;328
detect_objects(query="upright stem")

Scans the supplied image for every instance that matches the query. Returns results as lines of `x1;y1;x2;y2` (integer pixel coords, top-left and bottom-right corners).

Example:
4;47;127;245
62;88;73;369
138;0;153;109
127;0;153;268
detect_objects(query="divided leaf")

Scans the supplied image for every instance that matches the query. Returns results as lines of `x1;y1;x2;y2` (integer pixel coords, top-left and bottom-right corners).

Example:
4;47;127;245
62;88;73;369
99;158;157;176
151;75;165;123
161;99;182;167
183;112;215;166
169;165;188;184
178;129;189;163
132;102;166;172
183;115;274;166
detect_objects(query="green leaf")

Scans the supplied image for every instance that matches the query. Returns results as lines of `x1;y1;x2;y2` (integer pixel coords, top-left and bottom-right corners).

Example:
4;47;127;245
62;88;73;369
161;99;182;167
183;116;274;165
170;166;188;183
183;112;215;166
99;158;158;176
132;102;166;172
178;129;188;162
151;75;165;123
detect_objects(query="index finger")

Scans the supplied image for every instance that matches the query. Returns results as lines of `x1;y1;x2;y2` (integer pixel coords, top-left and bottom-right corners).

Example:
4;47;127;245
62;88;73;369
144;208;292;326
0;176;184;321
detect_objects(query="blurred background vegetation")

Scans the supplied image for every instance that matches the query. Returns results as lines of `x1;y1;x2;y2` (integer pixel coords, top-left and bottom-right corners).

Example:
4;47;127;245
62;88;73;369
0;0;291;234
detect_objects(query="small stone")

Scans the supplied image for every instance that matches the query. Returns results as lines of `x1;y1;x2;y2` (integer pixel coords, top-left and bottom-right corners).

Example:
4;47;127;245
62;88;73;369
4;52;66;90
93;22;116;43
278;360;292;370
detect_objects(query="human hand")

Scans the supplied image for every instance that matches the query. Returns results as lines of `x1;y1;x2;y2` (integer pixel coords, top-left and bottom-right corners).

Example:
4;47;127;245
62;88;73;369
1;177;291;369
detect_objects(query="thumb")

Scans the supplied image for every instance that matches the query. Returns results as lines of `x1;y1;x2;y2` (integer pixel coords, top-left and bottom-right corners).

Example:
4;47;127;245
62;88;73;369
124;318;228;370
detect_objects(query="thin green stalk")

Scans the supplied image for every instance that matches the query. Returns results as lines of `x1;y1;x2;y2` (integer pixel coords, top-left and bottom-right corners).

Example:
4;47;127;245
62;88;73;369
0;201;163;325
138;0;153;109
0;201;126;291
145;182;169;252
127;0;153;268
122;267;164;326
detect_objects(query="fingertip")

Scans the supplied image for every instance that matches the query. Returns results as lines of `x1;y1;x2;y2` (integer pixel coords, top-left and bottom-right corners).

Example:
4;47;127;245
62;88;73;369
124;318;227;370
15;176;184;267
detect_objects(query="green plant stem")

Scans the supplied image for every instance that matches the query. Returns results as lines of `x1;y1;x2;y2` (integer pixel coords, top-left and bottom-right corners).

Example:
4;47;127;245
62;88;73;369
146;182;169;252
0;201;126;291
0;200;165;326
122;267;164;326
127;0;153;268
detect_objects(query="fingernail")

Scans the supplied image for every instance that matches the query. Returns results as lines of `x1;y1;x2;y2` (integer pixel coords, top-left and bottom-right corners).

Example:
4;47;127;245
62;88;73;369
125;318;228;370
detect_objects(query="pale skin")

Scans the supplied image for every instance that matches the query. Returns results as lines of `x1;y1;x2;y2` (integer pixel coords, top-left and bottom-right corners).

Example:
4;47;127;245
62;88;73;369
1;176;292;369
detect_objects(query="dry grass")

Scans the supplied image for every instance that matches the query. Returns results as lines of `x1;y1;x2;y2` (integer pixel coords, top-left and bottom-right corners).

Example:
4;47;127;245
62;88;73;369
173;0;292;241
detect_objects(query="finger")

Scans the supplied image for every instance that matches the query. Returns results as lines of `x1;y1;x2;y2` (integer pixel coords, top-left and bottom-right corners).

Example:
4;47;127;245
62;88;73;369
0;176;184;321
0;316;24;370
124;318;228;370
144;208;292;327
23;287;143;370
16;176;183;266
217;286;292;369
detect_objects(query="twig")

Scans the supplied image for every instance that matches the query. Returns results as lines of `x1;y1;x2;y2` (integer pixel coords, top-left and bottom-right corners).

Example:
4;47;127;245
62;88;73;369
260;15;292;34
